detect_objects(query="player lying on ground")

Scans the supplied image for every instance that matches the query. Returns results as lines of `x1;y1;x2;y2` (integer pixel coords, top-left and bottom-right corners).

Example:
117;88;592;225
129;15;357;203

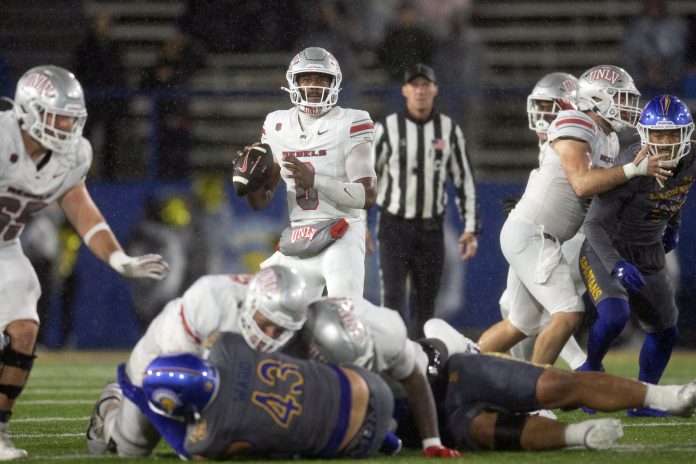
305;299;696;451
117;331;396;460
86;265;308;457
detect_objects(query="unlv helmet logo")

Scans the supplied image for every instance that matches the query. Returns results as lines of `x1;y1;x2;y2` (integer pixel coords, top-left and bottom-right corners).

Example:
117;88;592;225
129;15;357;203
561;79;578;93
585;68;620;85
23;72;56;98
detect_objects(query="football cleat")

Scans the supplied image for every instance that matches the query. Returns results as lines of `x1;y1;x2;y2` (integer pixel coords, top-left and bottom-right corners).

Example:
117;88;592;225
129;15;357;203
423;318;480;355
582;418;623;450
86;382;122;455
0;422;27;460
673;380;696;417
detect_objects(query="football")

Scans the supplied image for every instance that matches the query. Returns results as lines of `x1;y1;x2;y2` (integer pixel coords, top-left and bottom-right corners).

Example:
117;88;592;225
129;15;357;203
231;143;275;196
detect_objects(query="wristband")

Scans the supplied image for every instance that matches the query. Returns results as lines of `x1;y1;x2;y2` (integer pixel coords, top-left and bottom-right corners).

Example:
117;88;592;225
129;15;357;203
622;156;649;179
422;437;442;449
82;222;111;246
108;250;131;274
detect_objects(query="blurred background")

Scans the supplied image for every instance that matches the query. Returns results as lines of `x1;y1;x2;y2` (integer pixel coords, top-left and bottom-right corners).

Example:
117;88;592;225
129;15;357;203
2;0;696;350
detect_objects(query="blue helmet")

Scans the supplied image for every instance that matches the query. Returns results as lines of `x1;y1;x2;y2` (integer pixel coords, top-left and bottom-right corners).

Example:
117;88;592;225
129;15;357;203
142;353;219;421
637;95;694;162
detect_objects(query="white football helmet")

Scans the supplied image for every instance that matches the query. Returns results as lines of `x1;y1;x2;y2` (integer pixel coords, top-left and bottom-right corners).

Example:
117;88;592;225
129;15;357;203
13;65;87;157
575;65;641;132
282;47;342;115
527;72;578;139
304;298;375;369
239;265;307;353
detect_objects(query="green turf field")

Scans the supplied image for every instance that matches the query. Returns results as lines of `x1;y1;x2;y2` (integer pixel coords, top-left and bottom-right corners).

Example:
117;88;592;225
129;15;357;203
12;350;696;463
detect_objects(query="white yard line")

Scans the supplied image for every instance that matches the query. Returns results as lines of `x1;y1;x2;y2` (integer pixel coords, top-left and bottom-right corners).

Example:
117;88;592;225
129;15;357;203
13;417;89;423
623;421;696;427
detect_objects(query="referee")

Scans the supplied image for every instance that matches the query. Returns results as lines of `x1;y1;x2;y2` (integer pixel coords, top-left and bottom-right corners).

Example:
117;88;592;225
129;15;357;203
372;63;480;337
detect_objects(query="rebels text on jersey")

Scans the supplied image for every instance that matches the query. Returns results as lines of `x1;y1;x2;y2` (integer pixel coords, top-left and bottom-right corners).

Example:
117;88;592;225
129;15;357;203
513;110;620;241
261;106;373;224
0;110;91;246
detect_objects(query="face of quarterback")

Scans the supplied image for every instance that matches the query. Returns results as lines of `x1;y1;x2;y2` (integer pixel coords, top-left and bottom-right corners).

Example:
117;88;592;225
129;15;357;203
42;112;79;140
297;72;333;104
403;76;438;117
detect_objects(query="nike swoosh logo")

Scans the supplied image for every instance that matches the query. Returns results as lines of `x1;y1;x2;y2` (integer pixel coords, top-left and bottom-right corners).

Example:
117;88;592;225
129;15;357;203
318;129;329;135
52;172;65;179
344;187;353;198
239;154;249;173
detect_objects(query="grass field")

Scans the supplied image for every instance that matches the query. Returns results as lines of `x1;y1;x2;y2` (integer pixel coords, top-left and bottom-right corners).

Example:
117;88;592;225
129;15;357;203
11;350;696;463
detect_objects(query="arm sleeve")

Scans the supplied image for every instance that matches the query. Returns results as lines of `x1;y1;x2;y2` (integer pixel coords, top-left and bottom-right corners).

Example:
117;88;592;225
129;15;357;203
583;185;633;273
448;123;481;235
345;140;376;181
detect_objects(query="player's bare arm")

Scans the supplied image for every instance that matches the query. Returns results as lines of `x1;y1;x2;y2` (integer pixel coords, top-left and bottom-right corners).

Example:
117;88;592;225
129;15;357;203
59;182;169;280
556;140;671;197
399;364;442;448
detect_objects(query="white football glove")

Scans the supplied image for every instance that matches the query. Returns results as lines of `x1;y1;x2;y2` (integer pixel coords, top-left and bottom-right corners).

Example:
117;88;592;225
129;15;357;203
109;251;169;280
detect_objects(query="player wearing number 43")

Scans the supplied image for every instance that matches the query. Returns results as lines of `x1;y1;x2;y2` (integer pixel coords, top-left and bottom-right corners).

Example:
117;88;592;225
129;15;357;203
0;65;168;460
86;265;309;457
117;333;396;460
237;47;377;301
577;95;696;416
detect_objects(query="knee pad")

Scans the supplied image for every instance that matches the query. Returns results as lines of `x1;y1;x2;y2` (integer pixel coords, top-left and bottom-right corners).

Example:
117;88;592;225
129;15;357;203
493;412;528;451
596;298;630;331
0;332;38;399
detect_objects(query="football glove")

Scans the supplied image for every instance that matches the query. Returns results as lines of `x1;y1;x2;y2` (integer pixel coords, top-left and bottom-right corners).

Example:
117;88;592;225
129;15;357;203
232;143;274;196
109;251;170;280
611;260;645;293
662;227;679;254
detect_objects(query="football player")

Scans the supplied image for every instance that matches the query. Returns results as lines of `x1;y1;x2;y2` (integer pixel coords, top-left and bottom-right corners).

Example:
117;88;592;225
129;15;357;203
305;298;462;458
578;95;696;416
238;47;377;301
306;299;696;451
116;333;396;460
498;72;587;370
478;65;670;365
86;265;308;457
0;65;169;460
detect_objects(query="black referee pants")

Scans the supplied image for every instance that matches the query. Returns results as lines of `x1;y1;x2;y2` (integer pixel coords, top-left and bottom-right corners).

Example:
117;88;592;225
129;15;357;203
378;211;445;338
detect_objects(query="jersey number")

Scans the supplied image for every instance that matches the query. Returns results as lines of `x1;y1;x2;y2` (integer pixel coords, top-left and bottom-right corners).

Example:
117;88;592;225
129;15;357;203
0;197;48;241
296;162;319;210
251;359;304;428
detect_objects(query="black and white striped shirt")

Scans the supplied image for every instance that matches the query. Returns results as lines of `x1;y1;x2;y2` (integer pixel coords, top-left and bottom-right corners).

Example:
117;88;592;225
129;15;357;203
372;111;480;233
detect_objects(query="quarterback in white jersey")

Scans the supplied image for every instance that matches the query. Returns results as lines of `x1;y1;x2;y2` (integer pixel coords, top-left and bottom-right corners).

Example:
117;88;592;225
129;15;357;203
305;298;461;458
479;65;672;365
87;265;308;457
0;65;168;460
243;47;377;301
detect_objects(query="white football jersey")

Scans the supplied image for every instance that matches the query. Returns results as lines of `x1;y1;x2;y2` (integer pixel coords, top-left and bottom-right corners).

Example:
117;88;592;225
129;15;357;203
261;106;374;224
127;274;251;384
513;110;619;241
352;298;421;380
0;110;91;247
